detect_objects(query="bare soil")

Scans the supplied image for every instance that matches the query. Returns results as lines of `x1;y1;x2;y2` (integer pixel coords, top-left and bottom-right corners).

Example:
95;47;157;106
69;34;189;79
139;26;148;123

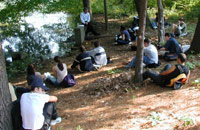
11;14;200;130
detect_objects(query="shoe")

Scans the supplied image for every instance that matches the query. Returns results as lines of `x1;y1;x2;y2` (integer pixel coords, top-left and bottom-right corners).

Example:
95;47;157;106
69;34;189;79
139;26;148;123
50;117;62;126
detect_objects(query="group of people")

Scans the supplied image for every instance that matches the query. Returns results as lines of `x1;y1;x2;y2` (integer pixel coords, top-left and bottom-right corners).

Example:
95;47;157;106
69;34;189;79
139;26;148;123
10;9;190;130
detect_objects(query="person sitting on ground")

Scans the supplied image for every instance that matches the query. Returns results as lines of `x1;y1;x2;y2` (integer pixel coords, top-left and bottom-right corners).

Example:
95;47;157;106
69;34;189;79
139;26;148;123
27;64;43;86
143;53;190;89
45;56;68;86
125;38;158;68
173;17;187;37
160;33;182;61
114;25;131;45
80;7;100;36
87;41;107;67
71;45;95;72
20;77;62;130
128;22;139;41
152;12;170;29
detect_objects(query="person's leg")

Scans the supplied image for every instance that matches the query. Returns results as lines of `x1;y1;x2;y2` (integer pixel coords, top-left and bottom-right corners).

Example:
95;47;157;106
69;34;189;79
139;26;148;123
164;53;178;61
87;22;99;35
160;64;171;73
128;56;136;67
117;39;130;45
143;70;163;86
46;76;60;86
143;56;152;65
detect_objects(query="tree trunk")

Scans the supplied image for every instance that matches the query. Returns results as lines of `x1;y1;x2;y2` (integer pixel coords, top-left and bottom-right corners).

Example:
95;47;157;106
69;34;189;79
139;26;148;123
104;0;108;31
83;0;92;16
188;15;200;53
0;37;13;130
157;0;165;44
134;0;147;83
134;0;151;26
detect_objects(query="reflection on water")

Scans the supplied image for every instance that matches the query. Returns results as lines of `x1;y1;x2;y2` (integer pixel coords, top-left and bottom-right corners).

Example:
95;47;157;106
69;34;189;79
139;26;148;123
2;12;74;61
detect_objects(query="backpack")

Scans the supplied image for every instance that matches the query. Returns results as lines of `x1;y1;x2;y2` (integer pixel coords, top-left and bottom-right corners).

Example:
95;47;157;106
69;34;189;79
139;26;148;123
63;74;76;88
166;65;188;89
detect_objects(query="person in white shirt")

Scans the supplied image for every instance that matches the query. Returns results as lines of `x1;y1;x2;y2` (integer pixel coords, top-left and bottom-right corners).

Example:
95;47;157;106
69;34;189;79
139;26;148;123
87;41;107;67
125;38;159;68
80;7;100;36
20;78;61;130
46;56;68;86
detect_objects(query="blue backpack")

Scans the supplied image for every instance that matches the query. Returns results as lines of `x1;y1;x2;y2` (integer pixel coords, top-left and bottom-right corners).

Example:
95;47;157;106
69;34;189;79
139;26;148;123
63;74;76;87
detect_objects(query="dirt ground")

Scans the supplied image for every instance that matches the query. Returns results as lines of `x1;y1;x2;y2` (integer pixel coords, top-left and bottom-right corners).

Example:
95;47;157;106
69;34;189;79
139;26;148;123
11;14;200;130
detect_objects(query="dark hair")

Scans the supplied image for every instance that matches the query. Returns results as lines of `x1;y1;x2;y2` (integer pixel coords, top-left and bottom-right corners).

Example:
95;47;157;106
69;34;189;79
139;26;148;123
83;7;88;11
144;38;150;44
93;41;100;47
120;25;126;31
165;33;171;37
27;64;35;75
80;45;86;52
54;56;64;71
178;53;187;63
179;17;184;21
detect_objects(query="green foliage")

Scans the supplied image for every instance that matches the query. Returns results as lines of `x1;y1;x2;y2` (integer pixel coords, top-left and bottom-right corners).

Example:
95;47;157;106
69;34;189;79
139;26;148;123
76;125;83;130
180;116;194;126
185;61;195;70
107;69;122;75
191;78;200;87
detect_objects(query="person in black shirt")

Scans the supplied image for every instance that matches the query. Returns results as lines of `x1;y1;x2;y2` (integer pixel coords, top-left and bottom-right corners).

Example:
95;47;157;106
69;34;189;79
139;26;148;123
71;46;94;72
143;53;190;88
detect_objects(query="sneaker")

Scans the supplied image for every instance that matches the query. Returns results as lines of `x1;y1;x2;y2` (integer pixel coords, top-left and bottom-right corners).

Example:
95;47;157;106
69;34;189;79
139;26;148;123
50;117;62;126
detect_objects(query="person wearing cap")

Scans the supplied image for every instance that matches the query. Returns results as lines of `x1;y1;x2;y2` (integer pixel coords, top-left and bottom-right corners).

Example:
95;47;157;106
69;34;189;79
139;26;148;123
87;41;107;67
80;7;100;36
20;78;61;130
173;17;187;36
125;38;158;68
71;45;95;72
143;53;190;88
160;33;182;61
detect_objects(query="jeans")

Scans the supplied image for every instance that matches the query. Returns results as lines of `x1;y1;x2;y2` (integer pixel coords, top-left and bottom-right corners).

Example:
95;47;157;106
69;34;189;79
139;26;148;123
46;76;60;86
84;22;98;35
164;52;178;61
128;56;153;68
143;64;171;86
116;39;130;45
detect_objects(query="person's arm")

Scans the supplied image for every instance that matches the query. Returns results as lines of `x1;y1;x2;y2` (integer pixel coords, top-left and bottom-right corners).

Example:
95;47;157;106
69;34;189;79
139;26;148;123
52;66;57;78
80;12;85;24
122;33;125;40
71;56;80;69
186;70;190;84
160;65;176;75
87;12;90;23
48;95;58;102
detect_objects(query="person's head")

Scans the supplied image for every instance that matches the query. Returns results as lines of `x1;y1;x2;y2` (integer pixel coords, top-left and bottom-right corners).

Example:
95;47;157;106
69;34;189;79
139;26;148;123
54;56;64;71
83;7;88;13
80;45;86;52
178;17;184;24
120;25;126;32
31;78;49;93
177;53;187;64
144;38;150;47
93;41;100;48
165;33;171;41
27;64;35;75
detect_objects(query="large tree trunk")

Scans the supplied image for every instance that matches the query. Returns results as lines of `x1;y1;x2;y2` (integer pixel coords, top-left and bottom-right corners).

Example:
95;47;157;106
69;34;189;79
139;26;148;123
157;0;165;44
134;0;151;26
0;38;13;130
188;15;200;53
104;0;108;31
134;0;147;83
83;0;92;16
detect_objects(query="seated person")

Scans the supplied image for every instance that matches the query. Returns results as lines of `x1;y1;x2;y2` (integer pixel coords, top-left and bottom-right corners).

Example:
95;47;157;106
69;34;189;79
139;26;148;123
114;25;131;45
143;53;190;89
80;7;100;36
87;41;107;67
45;56;68;86
125;38;158;68
27;64;43;86
71;46;95;72
160;33;182;61
173;17;187;36
152;13;170;29
20;78;62;130
128;22;139;41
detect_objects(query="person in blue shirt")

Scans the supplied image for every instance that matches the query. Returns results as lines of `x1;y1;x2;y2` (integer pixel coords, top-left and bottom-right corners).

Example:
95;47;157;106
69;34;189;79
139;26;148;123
114;25;131;45
160;33;182;61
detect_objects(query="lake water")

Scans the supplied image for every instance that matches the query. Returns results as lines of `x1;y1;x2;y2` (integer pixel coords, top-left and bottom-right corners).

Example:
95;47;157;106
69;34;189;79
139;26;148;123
2;12;74;61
